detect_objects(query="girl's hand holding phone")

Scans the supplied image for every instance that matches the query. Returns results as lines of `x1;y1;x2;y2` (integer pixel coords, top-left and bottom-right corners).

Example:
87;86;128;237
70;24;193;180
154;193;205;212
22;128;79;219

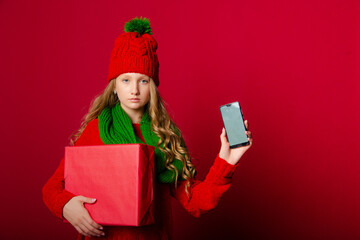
219;120;253;165
63;196;105;238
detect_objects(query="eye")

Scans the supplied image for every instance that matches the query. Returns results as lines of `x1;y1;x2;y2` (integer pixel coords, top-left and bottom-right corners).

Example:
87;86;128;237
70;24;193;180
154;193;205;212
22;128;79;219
122;79;129;83
141;79;149;83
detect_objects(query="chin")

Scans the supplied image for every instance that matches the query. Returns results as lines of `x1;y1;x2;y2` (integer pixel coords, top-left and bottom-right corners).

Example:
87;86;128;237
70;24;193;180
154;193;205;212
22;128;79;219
125;103;146;110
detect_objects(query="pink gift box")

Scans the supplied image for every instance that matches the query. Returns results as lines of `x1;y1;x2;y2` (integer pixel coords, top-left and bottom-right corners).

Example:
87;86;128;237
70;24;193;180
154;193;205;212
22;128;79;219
64;144;155;226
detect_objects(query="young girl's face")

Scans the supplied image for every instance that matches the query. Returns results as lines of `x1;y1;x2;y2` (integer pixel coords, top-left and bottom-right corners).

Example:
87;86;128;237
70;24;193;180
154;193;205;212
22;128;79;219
115;72;151;112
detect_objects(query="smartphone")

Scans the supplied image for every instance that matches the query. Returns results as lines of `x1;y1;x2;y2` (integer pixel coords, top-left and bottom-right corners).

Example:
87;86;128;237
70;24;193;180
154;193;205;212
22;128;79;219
219;101;249;148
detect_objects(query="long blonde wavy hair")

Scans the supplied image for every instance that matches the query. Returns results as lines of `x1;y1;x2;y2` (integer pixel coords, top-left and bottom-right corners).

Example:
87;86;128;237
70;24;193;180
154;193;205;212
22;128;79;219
69;78;196;194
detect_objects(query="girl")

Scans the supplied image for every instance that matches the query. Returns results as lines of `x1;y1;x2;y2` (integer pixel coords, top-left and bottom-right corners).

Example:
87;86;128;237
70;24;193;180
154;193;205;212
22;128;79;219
42;17;253;240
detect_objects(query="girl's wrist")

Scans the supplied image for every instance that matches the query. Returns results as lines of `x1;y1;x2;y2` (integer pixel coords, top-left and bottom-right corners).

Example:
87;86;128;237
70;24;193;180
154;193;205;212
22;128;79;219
226;157;238;165
219;153;238;165
227;153;245;165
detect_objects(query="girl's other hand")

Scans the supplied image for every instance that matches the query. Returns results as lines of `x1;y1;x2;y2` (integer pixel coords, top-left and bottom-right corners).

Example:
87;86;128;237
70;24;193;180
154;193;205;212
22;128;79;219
219;120;253;165
63;196;105;238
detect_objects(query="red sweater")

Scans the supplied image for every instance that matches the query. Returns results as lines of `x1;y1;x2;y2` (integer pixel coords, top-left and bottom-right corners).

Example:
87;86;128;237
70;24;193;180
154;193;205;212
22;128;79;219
42;119;239;240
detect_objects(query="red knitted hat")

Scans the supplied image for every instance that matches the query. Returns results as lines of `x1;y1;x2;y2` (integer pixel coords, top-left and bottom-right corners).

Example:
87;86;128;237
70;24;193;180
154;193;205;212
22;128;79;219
107;17;160;86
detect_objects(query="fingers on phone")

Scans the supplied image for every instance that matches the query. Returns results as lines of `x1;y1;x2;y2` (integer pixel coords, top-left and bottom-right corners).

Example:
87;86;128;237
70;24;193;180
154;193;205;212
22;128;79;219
245;130;252;138
244;120;249;130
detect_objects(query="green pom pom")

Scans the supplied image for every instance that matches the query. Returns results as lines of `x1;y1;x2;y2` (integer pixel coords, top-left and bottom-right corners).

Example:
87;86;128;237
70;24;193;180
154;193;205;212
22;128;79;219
124;17;152;35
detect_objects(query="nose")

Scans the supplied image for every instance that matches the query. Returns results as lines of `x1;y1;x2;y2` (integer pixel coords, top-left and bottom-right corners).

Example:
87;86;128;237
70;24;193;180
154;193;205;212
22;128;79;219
130;81;140;95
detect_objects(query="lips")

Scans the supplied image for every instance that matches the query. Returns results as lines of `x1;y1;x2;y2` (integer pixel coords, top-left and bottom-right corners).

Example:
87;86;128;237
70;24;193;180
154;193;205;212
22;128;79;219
129;98;140;102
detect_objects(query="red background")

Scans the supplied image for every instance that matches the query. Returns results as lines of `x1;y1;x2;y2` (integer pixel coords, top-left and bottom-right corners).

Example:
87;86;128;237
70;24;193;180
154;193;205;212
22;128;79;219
1;0;359;239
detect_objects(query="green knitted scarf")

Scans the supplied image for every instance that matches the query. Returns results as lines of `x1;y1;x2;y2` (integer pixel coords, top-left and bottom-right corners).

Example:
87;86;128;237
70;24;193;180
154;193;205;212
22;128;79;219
98;102;184;183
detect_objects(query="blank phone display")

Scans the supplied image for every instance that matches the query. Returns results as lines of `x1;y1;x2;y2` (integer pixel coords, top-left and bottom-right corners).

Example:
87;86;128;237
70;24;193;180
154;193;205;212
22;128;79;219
220;102;248;148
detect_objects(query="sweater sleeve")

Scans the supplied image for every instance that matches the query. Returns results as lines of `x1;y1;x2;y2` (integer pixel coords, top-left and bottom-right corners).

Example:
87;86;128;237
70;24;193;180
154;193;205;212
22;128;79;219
41;119;99;220
170;153;239;218
42;157;76;220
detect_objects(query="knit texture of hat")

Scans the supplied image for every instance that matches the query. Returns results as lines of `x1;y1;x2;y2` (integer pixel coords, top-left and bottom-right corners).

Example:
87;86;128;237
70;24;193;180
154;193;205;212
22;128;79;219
107;17;160;86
